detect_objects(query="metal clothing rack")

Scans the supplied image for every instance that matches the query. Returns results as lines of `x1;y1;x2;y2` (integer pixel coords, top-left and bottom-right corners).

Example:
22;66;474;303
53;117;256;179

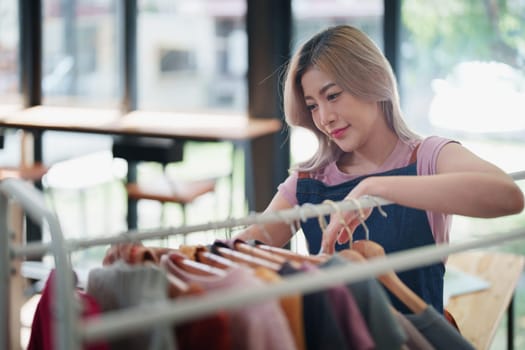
1;172;525;350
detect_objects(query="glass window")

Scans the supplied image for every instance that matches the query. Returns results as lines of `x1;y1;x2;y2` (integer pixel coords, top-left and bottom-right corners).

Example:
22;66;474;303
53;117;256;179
292;0;383;50
42;0;119;107
0;0;20;105
137;0;247;111
401;8;525;343
400;0;525;168
400;0;525;235
290;0;384;165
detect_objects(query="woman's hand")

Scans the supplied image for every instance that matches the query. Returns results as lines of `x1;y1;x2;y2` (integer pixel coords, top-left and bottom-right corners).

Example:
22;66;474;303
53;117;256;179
320;184;373;254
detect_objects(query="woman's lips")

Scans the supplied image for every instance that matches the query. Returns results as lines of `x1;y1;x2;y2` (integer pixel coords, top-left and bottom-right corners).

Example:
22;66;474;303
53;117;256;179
331;126;349;139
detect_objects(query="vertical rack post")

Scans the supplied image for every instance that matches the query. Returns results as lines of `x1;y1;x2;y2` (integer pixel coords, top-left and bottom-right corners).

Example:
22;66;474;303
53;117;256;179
0;192;12;350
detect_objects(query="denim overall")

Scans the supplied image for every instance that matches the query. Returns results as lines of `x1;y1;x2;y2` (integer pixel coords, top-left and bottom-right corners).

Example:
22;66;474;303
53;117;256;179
296;162;444;314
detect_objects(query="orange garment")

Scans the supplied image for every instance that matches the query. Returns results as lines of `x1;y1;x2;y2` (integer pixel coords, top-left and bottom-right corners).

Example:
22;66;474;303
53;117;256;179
253;267;306;350
178;244;210;260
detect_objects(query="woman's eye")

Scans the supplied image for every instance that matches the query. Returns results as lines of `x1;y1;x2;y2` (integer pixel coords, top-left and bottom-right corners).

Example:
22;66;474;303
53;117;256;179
306;104;317;112
327;92;340;101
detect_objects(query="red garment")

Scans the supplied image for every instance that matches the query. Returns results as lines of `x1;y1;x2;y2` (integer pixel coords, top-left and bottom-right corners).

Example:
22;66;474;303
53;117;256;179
27;270;109;350
171;281;232;350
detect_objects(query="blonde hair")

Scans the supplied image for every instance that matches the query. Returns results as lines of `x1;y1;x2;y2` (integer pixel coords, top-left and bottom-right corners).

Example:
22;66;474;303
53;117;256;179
283;25;419;171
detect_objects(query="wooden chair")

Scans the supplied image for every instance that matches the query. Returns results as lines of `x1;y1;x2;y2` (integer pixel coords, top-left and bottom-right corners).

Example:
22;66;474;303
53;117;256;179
126;174;219;227
114;138;234;233
0;163;48;182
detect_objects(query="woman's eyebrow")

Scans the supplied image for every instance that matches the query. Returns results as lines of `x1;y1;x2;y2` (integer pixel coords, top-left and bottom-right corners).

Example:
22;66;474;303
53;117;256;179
304;82;336;100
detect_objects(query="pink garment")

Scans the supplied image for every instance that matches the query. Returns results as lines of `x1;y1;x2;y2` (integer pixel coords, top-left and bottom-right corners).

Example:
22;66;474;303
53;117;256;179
160;254;297;350
27;270;109;350
278;136;456;244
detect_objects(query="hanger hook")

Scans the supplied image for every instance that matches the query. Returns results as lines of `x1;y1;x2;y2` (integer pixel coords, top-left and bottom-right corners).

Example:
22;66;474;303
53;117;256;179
323;199;353;249
363;195;388;218
347;198;370;240
302;202;328;233
295;204;309;223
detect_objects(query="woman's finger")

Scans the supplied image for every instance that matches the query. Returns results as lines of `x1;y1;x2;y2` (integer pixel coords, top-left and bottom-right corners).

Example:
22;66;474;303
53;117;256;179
320;215;341;254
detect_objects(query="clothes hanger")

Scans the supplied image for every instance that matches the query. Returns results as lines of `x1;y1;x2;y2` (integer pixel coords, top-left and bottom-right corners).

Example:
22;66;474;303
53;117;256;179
338;198;426;314
347;198;370;240
165;252;227;277
351;240;427;314
241;210;327;265
233;239;287;265
212;243;282;271
195;246;240;270
323;199;355;249
163;268;191;297
256;244;327;264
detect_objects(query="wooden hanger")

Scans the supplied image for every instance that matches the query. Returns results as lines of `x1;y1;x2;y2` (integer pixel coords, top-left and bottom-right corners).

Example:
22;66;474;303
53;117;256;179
233;240;287;265
166;252;227;277
213;245;281;271
165;271;190;296
195;248;240;270
351;240;427;314
256;244;328;265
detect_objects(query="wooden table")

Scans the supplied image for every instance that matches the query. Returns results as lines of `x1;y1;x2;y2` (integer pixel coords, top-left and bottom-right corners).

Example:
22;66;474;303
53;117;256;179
0;105;282;228
446;251;525;350
0;105;282;141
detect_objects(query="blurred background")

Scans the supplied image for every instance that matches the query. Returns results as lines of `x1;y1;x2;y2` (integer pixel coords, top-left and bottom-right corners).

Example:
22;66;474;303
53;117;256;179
1;1;524;348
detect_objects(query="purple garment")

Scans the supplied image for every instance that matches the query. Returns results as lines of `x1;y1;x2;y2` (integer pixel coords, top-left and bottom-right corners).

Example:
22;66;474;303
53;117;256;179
161;255;297;350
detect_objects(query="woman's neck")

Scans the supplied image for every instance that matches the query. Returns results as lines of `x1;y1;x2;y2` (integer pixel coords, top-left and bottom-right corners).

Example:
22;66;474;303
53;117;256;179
337;131;399;175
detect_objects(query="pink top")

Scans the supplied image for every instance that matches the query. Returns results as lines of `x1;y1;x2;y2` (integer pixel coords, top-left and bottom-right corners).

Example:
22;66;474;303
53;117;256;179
160;255;297;350
278;136;456;244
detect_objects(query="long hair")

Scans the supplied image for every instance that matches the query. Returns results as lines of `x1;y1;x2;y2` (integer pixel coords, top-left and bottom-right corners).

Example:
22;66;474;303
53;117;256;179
283;25;419;171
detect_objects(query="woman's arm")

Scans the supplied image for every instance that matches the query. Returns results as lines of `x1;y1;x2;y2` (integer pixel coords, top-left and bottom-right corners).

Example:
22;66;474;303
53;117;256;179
356;142;523;217
321;142;524;254
233;192;295;247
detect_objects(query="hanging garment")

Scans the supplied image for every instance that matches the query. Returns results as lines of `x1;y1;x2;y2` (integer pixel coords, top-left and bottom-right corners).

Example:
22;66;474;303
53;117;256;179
86;261;175;350
279;262;350;350
161;254;297;350
301;262;375;350
405;306;475;350
393;311;435;350
296;162;445;314
252;266;307;350
102;242;174;266
172;283;232;350
321;255;407;350
27;270;109;350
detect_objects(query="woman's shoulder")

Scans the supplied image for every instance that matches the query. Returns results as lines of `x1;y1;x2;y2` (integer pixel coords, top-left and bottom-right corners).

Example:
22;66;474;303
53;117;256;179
416;135;459;175
418;135;457;148
417;135;458;158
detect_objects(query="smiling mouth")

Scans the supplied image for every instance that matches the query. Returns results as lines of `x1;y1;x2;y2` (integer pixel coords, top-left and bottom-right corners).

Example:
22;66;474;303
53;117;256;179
330;126;349;139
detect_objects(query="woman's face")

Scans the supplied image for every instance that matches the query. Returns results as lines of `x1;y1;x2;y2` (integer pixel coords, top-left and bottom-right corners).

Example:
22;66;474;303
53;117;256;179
301;67;385;153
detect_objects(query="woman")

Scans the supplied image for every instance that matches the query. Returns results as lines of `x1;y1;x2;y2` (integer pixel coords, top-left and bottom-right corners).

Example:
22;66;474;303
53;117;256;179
235;25;523;313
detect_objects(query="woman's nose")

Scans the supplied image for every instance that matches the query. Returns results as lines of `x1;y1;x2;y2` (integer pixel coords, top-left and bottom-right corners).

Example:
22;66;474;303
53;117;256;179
319;105;335;125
